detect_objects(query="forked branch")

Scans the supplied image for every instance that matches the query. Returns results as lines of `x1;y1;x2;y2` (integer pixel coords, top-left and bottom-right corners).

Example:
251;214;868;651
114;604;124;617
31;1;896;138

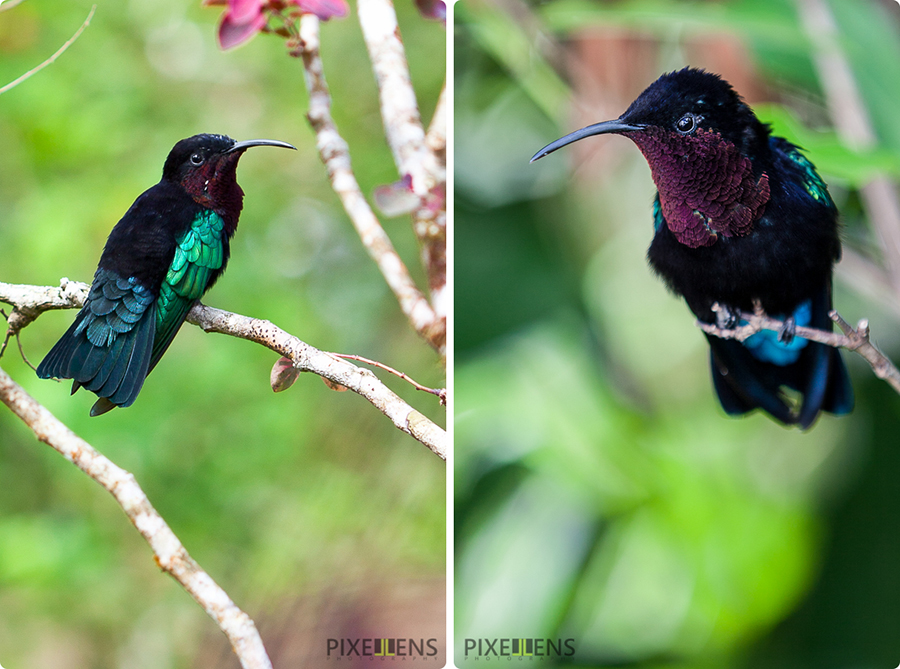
698;301;900;395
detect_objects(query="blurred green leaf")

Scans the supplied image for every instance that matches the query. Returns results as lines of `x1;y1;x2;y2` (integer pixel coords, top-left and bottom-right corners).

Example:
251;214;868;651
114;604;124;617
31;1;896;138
756;103;900;184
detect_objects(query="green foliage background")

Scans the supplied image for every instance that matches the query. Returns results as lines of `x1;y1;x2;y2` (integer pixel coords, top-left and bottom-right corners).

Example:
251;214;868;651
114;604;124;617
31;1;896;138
455;0;900;666
0;0;445;666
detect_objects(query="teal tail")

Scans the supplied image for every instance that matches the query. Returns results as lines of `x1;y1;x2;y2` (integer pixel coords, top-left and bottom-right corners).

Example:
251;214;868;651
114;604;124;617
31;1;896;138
36;269;156;416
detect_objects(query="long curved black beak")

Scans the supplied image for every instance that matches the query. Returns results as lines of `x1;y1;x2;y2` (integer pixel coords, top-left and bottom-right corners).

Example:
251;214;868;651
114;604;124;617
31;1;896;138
227;138;297;153
530;119;644;163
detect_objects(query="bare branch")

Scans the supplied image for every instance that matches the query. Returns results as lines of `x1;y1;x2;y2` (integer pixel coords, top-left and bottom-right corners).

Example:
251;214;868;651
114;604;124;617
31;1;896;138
296;15;445;355
416;84;448;321
357;0;448;323
0;365;273;669
698;301;900;395
188;303;447;459
0;5;96;95
0;280;447;459
357;0;438;196
425;83;447;157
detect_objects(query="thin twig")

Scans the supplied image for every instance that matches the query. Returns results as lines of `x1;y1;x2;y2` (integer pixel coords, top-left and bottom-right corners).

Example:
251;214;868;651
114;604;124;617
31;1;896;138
296;15;445;355
330;351;446;404
0;5;96;95
0;365;273;669
0;280;447;459
698;301;900;395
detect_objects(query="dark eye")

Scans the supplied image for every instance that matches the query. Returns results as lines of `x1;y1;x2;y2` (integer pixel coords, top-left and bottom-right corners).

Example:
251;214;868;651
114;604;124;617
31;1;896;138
676;114;696;134
190;153;204;165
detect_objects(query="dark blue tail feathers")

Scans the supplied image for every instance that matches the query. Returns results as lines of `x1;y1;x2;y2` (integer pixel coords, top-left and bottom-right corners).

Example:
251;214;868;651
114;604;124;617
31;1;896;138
36;269;156;415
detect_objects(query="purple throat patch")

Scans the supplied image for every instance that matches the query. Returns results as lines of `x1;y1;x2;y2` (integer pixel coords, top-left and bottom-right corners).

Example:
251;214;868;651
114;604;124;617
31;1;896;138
629;126;770;248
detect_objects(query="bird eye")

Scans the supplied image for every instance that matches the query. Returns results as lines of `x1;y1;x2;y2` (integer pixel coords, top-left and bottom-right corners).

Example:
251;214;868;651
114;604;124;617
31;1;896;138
190;153;204;165
676;114;697;134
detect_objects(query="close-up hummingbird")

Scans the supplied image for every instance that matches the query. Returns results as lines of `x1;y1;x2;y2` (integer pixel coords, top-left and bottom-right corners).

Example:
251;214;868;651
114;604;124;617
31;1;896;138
36;133;296;416
532;67;853;429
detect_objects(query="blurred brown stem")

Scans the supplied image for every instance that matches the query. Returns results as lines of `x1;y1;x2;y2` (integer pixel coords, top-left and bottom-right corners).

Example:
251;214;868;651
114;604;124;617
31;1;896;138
795;0;900;303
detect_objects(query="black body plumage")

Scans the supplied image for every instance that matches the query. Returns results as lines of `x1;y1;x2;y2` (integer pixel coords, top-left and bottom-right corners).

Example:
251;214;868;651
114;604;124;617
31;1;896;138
37;133;296;416
532;68;853;428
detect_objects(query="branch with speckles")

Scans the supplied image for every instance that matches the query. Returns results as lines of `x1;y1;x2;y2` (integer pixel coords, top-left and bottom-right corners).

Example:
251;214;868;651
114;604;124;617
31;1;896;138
698;301;900;396
296;15;446;355
0;364;274;669
0;280;447;460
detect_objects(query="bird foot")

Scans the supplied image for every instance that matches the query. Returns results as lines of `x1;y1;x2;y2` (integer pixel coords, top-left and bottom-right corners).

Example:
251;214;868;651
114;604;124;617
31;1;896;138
778;316;797;345
714;303;741;330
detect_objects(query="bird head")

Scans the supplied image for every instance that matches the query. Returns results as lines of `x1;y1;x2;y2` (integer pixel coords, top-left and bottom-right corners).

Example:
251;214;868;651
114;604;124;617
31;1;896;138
164;133;296;212
532;68;771;248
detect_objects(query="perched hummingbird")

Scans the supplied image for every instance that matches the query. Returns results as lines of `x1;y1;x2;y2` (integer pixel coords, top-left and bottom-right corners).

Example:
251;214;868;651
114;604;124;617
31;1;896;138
532;67;853;428
37;133;296;416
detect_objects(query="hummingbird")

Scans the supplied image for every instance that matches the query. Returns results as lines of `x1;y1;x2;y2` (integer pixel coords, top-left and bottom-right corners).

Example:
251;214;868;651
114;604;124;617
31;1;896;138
37;133;296;416
532;67;853;428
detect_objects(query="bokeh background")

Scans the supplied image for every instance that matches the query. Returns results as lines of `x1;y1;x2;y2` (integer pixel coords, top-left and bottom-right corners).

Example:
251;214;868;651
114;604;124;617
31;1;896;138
455;0;900;666
0;0;445;666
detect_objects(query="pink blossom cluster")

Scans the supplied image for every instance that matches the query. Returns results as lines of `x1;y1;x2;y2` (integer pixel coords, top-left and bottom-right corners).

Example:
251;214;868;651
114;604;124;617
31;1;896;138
204;0;350;49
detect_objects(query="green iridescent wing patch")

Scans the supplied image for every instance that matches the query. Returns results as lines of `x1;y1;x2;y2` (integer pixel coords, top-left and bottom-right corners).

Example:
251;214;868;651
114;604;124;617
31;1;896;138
785;146;834;208
151;210;226;370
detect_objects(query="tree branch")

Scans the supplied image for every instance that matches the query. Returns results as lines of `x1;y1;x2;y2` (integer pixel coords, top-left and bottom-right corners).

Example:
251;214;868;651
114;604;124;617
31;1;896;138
0;280;447;460
357;0;448;328
357;0;436;196
415;83;448;321
698;301;900;395
295;15;445;355
0;364;273;669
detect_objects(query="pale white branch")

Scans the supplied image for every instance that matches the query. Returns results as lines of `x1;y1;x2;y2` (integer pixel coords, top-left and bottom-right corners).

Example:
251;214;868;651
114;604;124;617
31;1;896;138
416;83;448;320
0;280;447;459
357;0;438;196
0;365;273;669
357;1;448;321
296;15;445;355
187;303;447;459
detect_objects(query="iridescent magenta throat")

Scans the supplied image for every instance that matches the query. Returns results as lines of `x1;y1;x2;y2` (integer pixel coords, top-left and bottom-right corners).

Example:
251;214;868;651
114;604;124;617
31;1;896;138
627;126;770;248
182;152;245;236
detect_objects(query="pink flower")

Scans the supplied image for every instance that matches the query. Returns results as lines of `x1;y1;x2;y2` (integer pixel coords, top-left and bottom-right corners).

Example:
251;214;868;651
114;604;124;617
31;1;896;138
292;0;349;21
206;0;349;51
